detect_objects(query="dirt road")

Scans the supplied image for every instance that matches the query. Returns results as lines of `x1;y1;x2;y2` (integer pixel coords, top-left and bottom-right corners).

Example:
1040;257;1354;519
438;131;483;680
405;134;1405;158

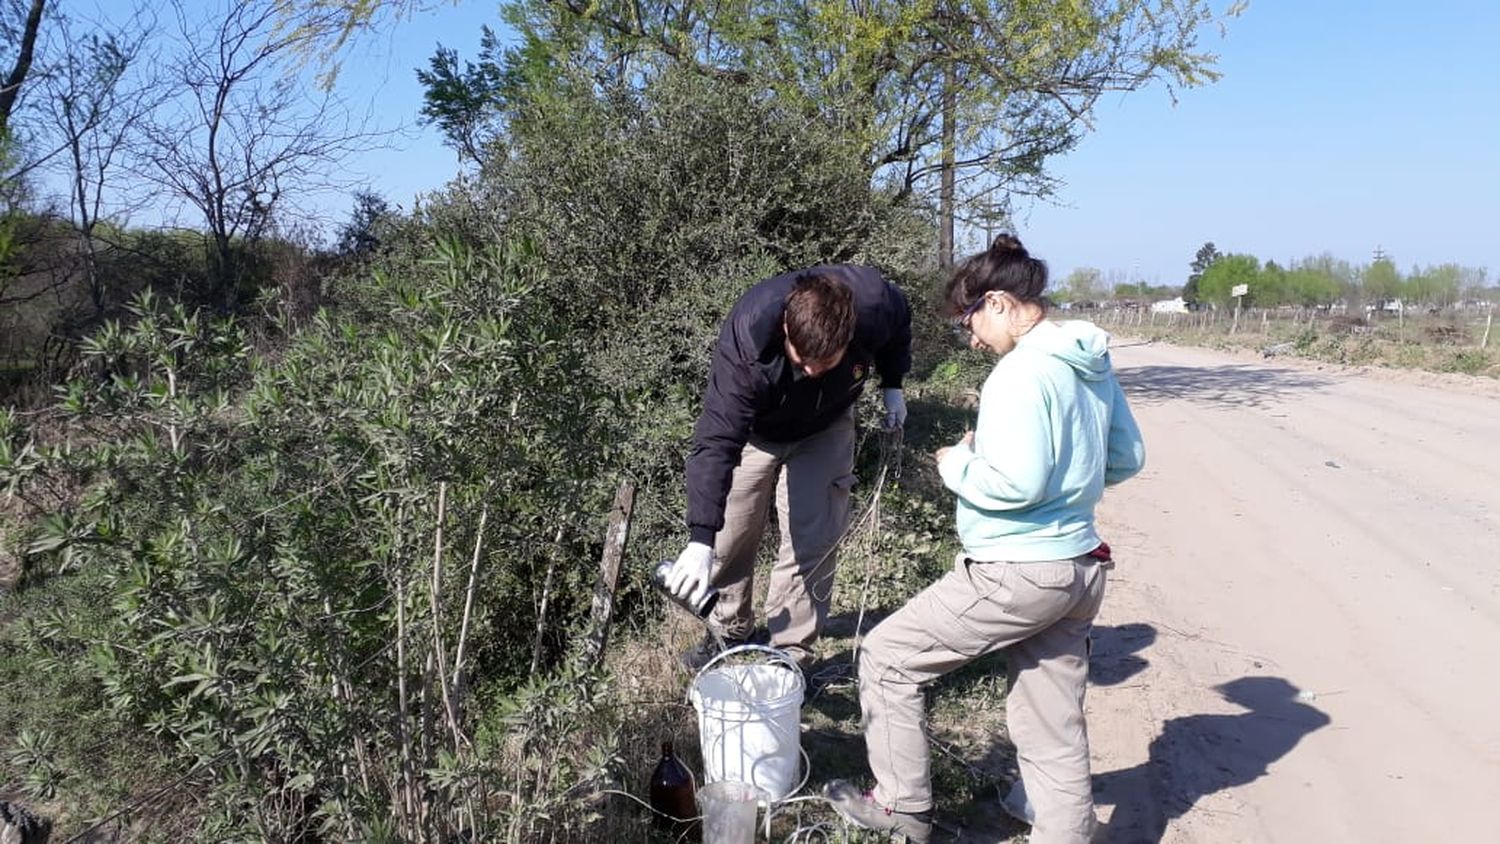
1088;340;1500;843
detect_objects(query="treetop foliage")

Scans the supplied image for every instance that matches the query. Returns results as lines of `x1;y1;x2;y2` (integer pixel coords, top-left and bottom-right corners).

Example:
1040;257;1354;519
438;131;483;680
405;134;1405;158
419;0;1235;209
1187;247;1489;309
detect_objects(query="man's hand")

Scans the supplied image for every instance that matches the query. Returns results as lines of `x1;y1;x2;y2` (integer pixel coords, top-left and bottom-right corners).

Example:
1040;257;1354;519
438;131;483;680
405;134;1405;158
882;388;907;431
666;542;715;607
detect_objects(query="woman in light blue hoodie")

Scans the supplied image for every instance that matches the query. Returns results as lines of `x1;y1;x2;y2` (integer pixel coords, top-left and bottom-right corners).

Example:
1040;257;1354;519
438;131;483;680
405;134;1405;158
826;235;1145;844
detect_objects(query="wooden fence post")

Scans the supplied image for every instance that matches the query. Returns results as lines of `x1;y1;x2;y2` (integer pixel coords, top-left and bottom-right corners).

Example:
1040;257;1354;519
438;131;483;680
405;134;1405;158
1481;311;1492;350
580;480;636;671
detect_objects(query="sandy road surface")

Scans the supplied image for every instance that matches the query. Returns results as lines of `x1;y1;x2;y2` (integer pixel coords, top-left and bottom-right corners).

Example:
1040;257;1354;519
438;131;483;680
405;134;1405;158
1087;340;1500;843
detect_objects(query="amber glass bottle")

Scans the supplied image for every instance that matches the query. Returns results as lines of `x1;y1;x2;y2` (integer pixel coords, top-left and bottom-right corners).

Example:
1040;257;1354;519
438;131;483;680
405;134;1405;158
648;740;699;840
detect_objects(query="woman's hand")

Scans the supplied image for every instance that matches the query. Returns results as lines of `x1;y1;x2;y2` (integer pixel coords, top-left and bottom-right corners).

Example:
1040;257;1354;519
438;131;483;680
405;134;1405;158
934;431;974;465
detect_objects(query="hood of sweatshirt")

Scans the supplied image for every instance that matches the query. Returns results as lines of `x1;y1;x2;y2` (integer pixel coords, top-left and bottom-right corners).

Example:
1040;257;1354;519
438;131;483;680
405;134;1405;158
1018;320;1113;381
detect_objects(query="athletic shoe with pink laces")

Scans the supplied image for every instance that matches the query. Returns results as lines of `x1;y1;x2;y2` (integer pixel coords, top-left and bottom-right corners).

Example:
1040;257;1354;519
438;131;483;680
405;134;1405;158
822;779;932;843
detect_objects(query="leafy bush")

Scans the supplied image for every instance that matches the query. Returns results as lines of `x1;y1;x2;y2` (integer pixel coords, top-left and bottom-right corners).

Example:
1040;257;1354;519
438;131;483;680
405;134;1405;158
406;65;937;581
2;53;940;843
5;238;629;839
482;69;888;321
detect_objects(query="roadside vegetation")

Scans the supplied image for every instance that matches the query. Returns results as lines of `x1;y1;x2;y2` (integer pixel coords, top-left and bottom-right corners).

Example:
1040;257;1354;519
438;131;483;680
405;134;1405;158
1054;242;1498;378
11;1;1464;841
1099;305;1498;377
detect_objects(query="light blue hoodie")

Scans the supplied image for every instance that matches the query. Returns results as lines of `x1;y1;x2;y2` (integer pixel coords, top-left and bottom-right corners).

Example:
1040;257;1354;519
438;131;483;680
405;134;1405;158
937;320;1145;562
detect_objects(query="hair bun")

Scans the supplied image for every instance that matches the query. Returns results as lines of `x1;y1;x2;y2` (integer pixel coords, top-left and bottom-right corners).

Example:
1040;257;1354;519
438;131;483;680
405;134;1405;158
988;234;1027;256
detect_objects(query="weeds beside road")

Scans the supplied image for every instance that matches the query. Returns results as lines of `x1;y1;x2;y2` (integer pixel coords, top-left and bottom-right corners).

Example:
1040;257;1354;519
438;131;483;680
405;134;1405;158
1091;306;1497;378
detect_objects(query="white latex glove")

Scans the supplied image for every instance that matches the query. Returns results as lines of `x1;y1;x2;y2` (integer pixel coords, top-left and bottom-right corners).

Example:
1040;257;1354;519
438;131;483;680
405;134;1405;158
882;388;907;431
666;542;714;607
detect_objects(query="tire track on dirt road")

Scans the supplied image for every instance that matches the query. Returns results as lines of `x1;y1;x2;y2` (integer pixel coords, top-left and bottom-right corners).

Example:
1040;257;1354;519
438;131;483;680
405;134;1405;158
1087;341;1500;843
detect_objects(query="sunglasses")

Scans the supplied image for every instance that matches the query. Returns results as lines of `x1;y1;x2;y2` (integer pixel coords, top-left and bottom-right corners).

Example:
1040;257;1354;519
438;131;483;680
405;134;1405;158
950;293;989;338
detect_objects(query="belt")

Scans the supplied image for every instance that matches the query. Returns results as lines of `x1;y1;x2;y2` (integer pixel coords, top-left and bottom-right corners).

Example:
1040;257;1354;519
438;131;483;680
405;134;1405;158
962;541;1114;567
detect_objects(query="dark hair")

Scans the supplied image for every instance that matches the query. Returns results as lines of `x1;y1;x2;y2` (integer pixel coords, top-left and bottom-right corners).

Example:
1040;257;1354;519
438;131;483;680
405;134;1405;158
944;234;1049;317
785;271;855;361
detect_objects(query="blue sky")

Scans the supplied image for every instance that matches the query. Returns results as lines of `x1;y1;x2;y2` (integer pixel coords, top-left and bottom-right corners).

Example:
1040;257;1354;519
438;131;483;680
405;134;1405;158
333;1;1499;286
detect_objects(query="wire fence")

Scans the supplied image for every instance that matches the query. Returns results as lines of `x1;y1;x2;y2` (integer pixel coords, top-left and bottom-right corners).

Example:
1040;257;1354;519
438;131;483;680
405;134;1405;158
1090;302;1494;348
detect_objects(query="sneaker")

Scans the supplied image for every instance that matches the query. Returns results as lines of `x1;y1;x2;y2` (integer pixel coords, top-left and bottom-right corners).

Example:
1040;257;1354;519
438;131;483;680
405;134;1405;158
680;628;776;671
823;779;932;843
679;632;750;671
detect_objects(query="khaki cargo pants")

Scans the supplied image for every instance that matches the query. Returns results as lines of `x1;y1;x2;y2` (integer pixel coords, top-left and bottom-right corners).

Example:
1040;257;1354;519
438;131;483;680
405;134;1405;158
709;412;856;668
858;552;1109;844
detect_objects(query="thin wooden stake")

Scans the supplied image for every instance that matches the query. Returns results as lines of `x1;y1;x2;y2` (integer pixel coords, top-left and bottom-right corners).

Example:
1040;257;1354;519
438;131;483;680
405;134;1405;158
530;524;565;676
1482;312;1493;349
395;576;416;826
452;504;487;729
428;483;462;750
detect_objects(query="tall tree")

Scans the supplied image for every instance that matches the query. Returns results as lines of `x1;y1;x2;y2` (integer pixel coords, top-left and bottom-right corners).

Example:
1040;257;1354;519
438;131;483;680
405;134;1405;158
141;0;375;311
1059;266;1104;303
1197;252;1258;306
1184;240;1220;304
38;11;158;316
417;25;511;165
337;189;392;257
0;0;49;130
939;54;956;268
1283;267;1340;307
1362;253;1402;306
1294;252;1357;306
420;0;1236;246
1403;263;1462;308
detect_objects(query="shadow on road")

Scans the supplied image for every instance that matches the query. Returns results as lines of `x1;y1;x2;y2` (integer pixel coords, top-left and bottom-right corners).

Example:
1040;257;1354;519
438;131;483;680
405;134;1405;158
1093;675;1331;843
1116;364;1332;409
1089;622;1156;686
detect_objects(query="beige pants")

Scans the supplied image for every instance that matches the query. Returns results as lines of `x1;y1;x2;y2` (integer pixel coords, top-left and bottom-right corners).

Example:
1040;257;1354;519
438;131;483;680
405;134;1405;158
858;553;1109;843
709;412;856;668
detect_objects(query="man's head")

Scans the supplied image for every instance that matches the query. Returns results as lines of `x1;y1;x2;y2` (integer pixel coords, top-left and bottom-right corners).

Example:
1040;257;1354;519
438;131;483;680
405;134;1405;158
783;271;854;377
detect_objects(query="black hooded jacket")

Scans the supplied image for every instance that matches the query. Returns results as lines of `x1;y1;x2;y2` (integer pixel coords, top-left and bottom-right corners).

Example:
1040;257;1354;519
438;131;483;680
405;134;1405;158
685;265;912;545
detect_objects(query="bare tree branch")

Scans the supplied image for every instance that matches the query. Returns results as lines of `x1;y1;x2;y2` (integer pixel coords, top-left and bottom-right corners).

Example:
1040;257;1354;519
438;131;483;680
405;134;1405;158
34;7;161;317
0;0;49;129
138;0;386;311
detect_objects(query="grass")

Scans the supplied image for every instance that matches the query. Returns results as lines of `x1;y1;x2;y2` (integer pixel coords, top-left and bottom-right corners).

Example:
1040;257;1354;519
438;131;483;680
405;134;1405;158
1090;306;1499;378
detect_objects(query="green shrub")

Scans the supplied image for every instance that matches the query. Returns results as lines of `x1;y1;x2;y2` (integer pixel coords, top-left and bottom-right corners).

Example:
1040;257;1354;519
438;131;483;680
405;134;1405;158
6;238;627;839
2;55;939;843
399;65;938;596
1441;349;1492;375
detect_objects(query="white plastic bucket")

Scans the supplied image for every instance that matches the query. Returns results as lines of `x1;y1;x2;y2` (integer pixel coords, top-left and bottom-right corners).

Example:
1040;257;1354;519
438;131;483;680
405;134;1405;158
689;645;805;801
